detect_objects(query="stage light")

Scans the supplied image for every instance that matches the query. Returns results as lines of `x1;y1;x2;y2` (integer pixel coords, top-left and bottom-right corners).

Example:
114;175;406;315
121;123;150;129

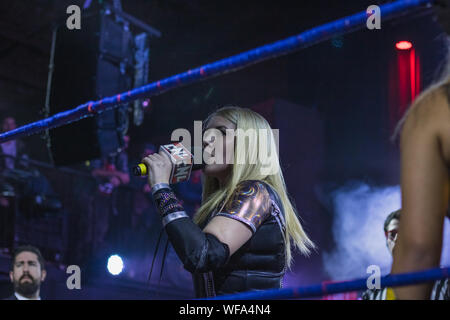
395;41;412;50
107;254;124;276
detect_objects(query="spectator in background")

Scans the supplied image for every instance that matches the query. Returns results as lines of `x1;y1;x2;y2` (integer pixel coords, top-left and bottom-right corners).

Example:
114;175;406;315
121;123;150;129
0;116;55;203
1;117;31;253
0;116;29;172
362;209;400;300
0;116;29;209
0;116;59;232
362;209;449;300
4;245;46;300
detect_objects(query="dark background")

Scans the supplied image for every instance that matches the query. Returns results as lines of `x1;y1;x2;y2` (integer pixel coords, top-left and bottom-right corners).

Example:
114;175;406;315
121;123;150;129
0;0;448;299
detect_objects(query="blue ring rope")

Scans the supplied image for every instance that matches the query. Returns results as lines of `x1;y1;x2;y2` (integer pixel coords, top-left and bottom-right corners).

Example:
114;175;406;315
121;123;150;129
0;0;433;143
206;266;450;300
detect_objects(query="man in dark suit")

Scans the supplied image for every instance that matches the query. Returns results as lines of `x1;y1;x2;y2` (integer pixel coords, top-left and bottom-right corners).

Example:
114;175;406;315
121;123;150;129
4;245;46;300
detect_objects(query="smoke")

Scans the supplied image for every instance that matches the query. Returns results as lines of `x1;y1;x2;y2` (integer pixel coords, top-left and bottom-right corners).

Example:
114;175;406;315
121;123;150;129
323;182;400;281
323;182;450;281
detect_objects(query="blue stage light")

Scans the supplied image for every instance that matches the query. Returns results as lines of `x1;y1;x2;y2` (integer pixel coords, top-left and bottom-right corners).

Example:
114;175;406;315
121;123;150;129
107;254;124;276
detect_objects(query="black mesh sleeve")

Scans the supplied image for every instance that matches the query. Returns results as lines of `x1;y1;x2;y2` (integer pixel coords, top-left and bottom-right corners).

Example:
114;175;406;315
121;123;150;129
153;187;230;273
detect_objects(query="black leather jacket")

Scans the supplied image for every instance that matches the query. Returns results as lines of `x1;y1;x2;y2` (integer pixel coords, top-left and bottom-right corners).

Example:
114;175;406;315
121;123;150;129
193;180;287;298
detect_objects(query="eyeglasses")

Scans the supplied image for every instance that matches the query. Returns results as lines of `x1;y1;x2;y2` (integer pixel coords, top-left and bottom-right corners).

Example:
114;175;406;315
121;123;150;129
385;229;398;241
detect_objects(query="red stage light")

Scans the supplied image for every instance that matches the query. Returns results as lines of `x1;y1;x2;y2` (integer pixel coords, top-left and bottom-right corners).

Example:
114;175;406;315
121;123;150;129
395;41;412;50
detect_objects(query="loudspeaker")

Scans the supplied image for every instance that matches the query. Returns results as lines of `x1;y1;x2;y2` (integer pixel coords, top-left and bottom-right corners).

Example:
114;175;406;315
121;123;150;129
48;9;133;166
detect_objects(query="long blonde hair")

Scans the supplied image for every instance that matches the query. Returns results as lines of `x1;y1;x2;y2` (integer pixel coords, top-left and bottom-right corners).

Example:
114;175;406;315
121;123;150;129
193;106;315;268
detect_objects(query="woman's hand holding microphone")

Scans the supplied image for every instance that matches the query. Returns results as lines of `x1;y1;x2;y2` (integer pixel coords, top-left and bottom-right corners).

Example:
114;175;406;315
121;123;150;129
142;149;187;225
135;142;203;189
141;150;173;188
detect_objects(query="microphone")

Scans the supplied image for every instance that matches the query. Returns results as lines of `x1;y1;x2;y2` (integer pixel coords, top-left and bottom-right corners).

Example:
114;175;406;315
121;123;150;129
133;142;204;184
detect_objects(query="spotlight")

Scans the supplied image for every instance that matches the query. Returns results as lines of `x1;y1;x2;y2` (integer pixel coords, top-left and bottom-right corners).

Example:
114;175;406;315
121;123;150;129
107;254;124;276
395;41;412;50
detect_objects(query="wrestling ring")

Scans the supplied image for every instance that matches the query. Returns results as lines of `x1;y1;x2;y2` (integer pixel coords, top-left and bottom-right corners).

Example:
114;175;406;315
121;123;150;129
0;0;448;300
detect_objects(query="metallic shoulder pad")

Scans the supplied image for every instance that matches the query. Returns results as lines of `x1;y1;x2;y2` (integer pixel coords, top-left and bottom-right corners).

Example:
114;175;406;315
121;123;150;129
217;180;272;233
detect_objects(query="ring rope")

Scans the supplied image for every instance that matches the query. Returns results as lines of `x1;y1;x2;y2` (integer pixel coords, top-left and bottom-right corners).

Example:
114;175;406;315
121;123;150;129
0;0;433;144
206;266;450;300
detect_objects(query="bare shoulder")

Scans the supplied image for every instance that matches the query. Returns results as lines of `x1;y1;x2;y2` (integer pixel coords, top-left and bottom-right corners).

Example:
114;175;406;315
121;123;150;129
403;86;450;130
402;85;450;162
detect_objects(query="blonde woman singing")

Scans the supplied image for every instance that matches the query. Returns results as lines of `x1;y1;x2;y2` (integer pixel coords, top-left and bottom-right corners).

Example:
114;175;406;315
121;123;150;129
142;106;314;298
